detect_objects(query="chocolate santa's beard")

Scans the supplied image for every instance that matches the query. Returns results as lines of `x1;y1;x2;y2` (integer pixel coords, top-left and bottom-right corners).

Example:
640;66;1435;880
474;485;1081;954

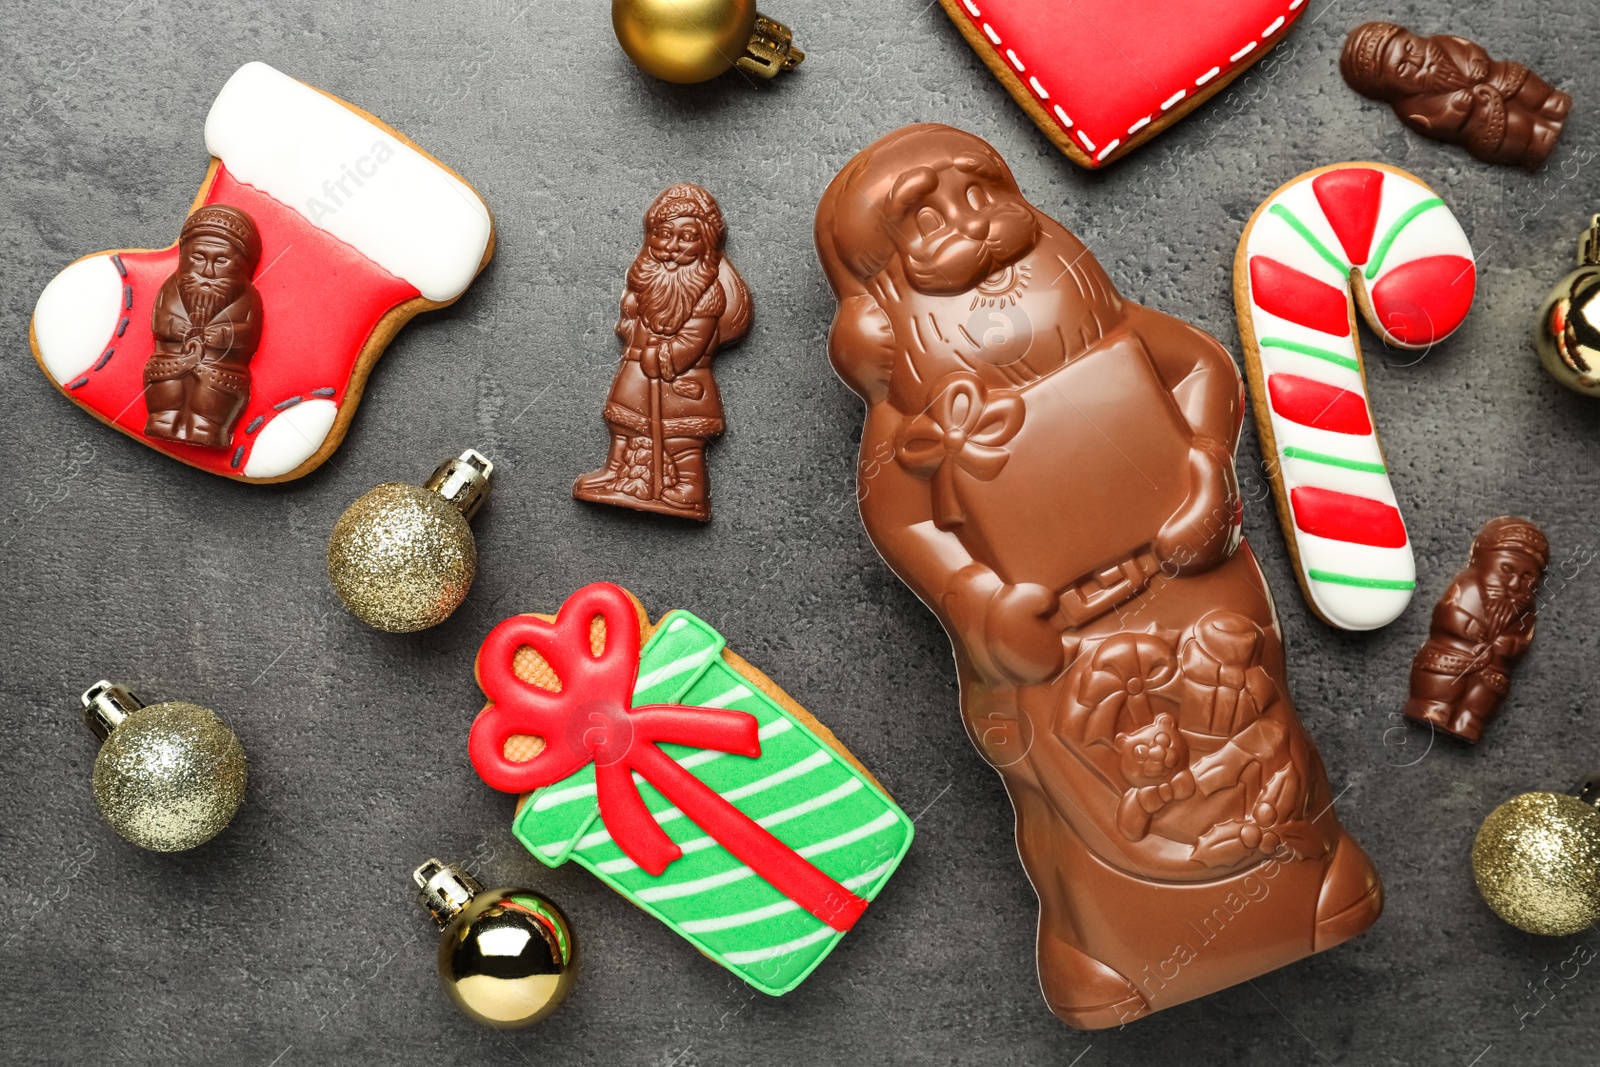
179;275;241;325
629;252;719;335
1481;589;1530;634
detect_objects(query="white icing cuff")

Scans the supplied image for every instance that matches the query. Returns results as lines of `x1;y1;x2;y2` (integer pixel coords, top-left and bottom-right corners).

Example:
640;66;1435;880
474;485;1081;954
33;255;124;384
243;398;339;478
205;62;491;303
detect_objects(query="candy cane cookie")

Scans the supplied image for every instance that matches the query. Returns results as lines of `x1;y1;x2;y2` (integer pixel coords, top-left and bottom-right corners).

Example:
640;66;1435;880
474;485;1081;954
1234;162;1476;630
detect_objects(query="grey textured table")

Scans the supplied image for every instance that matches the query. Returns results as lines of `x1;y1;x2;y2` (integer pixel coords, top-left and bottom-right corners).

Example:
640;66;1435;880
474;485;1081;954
3;1;1598;1064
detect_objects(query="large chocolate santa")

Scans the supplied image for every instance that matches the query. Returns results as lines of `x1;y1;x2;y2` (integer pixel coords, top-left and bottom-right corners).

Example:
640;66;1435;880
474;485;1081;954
814;125;1382;1028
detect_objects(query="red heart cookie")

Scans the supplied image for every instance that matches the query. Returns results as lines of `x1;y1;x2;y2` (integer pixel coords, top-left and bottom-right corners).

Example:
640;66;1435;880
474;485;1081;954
939;0;1307;168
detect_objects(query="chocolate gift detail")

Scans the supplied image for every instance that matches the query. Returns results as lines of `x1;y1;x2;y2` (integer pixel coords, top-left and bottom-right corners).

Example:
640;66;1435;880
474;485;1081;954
815;124;1383;1029
1341;21;1571;170
144;204;263;448
1404;517;1548;743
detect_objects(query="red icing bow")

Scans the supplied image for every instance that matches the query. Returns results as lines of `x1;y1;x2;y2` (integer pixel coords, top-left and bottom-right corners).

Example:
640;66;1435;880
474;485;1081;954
468;582;868;931
893;373;1023;529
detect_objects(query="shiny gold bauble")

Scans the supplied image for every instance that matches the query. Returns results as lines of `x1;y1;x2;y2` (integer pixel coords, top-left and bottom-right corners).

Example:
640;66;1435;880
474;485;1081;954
1473;791;1600;936
327;483;476;633
93;702;247;851
612;0;758;83
1534;215;1600;397
438;888;578;1027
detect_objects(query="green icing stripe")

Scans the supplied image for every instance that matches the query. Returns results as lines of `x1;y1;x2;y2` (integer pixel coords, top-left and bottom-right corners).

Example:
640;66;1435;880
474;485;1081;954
510;608;915;996
1365;198;1445;279
696;856;901;958
553;747;836;857
1308;569;1416;590
723;926;836;966
1281;446;1387;474
1269;203;1348;277
1259;336;1360;372
635;811;903;903
595;777;868;875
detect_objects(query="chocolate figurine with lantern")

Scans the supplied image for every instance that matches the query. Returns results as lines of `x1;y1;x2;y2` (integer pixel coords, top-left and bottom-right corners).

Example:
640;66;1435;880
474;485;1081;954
144;204;264;448
815;124;1381;1029
1404;517;1549;743
574;183;750;521
1341;21;1571;170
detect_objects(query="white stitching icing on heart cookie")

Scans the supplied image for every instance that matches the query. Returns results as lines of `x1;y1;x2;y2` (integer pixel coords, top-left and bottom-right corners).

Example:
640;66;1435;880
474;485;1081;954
939;0;1307;168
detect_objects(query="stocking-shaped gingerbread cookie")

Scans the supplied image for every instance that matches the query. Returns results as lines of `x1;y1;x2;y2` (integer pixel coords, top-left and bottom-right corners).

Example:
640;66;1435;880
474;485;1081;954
29;62;494;482
816;124;1382;1029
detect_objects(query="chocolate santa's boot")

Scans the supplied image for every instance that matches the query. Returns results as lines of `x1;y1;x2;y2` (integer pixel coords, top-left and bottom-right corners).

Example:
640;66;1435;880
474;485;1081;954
28;61;493;483
573;431;630;495
1313;835;1384;951
660;439;709;519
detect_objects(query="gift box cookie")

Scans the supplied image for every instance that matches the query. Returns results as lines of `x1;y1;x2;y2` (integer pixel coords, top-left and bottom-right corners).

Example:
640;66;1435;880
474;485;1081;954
468;582;914;995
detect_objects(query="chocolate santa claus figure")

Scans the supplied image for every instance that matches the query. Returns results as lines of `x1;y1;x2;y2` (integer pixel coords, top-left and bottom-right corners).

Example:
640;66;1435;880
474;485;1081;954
1404;517;1549;743
816;124;1382;1029
143;204;263;448
574;183;750;521
1341;21;1570;170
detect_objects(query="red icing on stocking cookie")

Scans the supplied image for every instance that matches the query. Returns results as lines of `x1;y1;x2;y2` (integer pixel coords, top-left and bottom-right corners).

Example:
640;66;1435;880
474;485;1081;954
30;63;494;482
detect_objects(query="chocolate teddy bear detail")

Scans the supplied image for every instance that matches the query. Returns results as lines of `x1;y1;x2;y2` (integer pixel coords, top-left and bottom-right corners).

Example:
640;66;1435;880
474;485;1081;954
1114;713;1197;841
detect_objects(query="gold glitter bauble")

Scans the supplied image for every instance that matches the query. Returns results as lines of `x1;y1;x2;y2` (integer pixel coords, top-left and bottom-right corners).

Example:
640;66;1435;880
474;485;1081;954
438;889;579;1027
1473;791;1600;936
327;482;477;633
92;702;247;851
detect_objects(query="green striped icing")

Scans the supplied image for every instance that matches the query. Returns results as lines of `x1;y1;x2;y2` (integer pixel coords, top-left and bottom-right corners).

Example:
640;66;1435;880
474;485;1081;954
511;610;914;996
1281;446;1387;474
1308;569;1416;590
1365;198;1445;279
1259;336;1360;372
1268;203;1349;277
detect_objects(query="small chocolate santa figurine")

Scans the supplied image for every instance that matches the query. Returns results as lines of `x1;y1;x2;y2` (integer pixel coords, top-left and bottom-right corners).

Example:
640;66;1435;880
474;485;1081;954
144;204;264;448
1404;517;1549;743
1341;22;1571;170
573;183;750;521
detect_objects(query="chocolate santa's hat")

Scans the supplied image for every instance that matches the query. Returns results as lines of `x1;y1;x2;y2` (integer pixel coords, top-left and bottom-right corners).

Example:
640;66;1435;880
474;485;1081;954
180;203;262;264
1473;517;1550;568
648;183;725;248
1340;21;1406;94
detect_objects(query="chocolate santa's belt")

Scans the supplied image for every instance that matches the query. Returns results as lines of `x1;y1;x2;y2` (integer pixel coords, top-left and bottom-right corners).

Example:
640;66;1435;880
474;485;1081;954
143;355;249;394
1055;547;1162;629
1415;645;1510;692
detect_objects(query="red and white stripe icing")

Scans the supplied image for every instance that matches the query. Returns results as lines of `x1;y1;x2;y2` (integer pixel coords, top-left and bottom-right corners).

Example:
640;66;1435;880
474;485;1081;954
1238;163;1476;631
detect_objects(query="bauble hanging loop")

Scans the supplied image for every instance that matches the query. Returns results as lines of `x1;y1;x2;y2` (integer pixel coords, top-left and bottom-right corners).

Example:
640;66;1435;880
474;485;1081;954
413;859;578;1027
1473;774;1600;936
327;450;492;632
612;0;804;83
83;680;248;852
1534;215;1600;397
